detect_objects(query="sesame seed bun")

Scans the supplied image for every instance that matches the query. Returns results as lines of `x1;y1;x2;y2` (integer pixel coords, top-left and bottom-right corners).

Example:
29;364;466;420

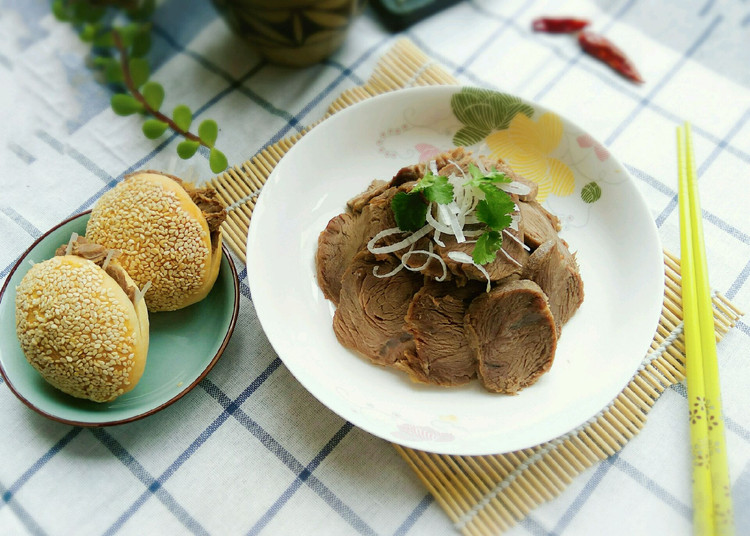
86;171;226;312
15;255;149;403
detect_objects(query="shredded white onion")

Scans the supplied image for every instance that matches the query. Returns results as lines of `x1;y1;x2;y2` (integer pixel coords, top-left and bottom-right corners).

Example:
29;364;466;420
426;206;453;235
475;159;488;174
373;262;405;278
503;228;531;251
429;160;438;175
440;203;465;243
102;250;115;270
134;280;152;304
447;251;473;264
433;230;445;247
448;251;491;292
447;159;468;181
500;247;523;268
402;249;448;281
367;224;433;255
476;263;492;293
65;233;78;256
498;181;532;195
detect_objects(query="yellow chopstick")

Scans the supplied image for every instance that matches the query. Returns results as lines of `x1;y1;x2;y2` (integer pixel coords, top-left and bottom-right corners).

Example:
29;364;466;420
677;122;734;536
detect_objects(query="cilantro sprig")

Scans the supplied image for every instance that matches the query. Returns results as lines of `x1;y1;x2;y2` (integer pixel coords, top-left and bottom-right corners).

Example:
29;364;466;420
465;164;515;265
389;163;516;266
391;170;454;231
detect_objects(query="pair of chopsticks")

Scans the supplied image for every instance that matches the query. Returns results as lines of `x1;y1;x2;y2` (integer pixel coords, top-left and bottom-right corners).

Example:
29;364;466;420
677;123;734;536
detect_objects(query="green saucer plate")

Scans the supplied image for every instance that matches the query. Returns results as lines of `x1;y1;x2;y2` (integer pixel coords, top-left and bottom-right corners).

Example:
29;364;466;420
0;211;239;426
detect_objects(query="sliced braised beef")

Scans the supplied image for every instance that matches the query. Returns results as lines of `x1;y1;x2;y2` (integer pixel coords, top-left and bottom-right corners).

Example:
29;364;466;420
523;239;584;333
333;251;422;366
317;185;404;305
464;280;558;394
398;279;484;386
347;179;389;213
518;200;559;250
318;148;583;394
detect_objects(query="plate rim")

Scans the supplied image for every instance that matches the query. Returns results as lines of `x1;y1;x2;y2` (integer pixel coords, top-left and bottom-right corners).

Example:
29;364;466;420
247;85;665;454
0;210;240;427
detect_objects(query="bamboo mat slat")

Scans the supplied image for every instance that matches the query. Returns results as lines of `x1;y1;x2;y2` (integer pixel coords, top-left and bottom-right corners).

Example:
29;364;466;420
207;38;745;535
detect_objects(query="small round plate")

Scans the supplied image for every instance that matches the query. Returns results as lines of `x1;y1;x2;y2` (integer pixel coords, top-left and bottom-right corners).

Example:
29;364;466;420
247;85;664;455
0;211;239;426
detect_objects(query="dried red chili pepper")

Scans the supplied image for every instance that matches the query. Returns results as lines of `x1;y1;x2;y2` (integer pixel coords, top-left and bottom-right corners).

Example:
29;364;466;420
577;30;644;84
532;17;589;34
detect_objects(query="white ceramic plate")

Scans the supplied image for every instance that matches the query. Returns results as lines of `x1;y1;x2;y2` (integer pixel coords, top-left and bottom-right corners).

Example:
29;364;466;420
246;86;663;455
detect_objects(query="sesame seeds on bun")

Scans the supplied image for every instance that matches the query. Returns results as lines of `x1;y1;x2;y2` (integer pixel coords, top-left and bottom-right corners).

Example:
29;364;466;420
15;255;149;403
86;171;226;312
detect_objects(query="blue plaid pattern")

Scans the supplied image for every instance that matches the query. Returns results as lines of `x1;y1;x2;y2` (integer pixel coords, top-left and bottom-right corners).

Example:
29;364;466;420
1;0;748;534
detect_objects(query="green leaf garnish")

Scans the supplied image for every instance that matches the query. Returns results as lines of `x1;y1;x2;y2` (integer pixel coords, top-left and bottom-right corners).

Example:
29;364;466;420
209;148;228;173
472;231;503;265
142;119;168;139
199;120;219;147
466;163;511;187
411;171;454;204
141;81;164;110
172;105;192;131
177;140;200;159
475;185;514;230
110;93;142;115
392;191;429;232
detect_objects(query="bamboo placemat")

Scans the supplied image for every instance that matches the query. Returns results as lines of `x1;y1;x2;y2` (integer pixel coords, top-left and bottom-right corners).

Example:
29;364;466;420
207;38;744;535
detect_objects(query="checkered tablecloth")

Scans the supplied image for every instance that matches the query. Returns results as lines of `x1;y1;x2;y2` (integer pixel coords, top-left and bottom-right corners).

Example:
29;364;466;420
1;1;749;535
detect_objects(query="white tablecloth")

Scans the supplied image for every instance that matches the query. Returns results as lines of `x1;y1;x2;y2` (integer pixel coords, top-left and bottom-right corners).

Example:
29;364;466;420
1;0;749;534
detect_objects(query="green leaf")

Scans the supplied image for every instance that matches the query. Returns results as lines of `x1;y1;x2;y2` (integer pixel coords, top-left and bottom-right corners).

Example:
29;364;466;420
115;23;140;47
142;119;168;139
472;231;503;265
581;182;602;204
111;94;143;116
177;140;200;159
173;105;192;131
198;120;219;147
52;1;69;21
72;3;105;24
141;81;164;110
79;24;98;43
129;57;150;88
411;171;454;204
131;30;151;58
475;186;515;231
391;191;428;232
465;163;511;187
93;31;115;48
128;0;156;22
209;148;228;174
104;59;124;83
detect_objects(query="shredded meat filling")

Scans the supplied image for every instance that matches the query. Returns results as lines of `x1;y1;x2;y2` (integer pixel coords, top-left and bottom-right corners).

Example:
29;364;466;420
56;236;138;303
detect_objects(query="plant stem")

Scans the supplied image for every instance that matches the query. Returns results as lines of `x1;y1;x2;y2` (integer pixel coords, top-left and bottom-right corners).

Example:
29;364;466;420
112;29;206;147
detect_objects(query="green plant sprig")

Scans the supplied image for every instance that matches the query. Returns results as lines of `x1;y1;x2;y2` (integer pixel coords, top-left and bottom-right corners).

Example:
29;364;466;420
52;0;228;174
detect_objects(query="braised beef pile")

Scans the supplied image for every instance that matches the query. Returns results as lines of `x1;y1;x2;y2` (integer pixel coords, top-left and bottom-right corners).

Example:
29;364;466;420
316;148;583;394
